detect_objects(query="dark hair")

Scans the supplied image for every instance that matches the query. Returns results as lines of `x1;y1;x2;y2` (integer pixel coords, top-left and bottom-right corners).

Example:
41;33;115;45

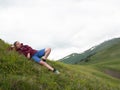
14;41;18;47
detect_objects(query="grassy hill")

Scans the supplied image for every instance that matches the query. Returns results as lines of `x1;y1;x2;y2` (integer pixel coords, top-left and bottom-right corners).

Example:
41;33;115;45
0;39;120;90
59;38;120;64
79;40;120;78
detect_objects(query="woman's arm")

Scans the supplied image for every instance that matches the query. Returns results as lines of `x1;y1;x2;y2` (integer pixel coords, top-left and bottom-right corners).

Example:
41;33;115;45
27;53;31;59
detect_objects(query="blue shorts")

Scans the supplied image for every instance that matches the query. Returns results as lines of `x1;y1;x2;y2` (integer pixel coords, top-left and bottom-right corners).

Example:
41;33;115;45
32;49;45;63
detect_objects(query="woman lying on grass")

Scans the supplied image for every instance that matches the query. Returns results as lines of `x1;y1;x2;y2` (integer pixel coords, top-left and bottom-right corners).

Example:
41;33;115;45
12;41;60;74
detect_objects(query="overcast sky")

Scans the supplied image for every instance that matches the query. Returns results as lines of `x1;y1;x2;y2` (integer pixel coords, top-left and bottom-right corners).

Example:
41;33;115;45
0;0;120;60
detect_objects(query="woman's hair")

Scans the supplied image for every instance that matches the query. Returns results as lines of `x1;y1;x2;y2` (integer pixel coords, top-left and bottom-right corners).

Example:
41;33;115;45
14;41;18;47
8;45;15;51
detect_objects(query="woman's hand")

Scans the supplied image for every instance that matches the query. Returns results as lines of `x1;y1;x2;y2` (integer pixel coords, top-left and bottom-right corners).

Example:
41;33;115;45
27;53;31;59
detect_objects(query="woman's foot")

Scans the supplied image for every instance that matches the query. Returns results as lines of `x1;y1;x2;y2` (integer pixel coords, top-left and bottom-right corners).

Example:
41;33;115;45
53;68;60;74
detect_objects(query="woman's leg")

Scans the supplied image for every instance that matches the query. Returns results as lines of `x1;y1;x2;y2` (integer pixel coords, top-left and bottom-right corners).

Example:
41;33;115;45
39;60;54;71
32;50;60;74
39;61;60;74
32;55;54;71
42;48;51;60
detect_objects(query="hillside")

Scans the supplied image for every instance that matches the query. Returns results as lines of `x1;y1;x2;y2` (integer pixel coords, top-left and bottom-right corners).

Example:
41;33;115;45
79;40;120;78
59;38;120;64
0;39;120;90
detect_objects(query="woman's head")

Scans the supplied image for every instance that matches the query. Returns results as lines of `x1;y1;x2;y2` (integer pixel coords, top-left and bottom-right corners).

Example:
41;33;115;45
14;41;21;49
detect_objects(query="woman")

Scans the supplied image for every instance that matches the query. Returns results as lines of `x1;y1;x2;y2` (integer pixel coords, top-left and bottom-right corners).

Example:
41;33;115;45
13;41;60;74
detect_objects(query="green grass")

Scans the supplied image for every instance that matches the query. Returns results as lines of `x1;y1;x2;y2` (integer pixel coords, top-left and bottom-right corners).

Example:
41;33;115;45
0;39;120;90
79;41;120;85
80;42;120;69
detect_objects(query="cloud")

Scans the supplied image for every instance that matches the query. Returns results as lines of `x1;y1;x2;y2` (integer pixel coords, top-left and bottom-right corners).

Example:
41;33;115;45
0;0;120;60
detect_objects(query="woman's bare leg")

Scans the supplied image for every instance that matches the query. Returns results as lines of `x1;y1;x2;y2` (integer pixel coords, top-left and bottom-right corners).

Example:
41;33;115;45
42;48;51;60
40;48;60;74
39;60;54;71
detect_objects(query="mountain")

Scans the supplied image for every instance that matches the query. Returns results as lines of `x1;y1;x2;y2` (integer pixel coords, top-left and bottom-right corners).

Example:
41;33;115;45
0;39;120;90
79;38;120;79
59;38;120;64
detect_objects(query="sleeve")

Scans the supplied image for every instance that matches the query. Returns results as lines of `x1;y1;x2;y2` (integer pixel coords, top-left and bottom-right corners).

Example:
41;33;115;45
16;46;29;57
16;45;33;57
24;45;32;55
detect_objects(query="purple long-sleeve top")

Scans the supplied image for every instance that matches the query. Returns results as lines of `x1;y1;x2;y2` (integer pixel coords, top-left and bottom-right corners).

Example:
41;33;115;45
16;44;37;58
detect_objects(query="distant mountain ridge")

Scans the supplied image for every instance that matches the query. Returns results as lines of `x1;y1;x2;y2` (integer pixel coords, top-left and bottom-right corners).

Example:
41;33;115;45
59;38;120;64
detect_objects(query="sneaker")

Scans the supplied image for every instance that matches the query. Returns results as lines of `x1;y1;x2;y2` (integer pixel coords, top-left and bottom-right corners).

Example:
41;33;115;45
53;69;60;74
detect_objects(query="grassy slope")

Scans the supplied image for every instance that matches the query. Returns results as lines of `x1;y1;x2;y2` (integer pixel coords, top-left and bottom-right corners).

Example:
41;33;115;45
0;39;120;90
79;42;120;83
79;41;120;70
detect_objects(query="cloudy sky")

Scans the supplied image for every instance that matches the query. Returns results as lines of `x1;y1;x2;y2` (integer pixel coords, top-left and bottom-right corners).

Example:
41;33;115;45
0;0;120;60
